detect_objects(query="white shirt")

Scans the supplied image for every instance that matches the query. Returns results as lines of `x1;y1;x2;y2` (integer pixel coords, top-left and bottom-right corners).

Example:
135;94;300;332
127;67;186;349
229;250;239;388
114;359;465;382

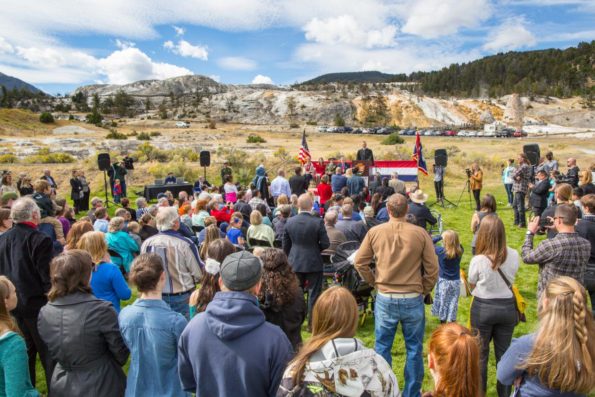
270;176;291;198
469;247;519;299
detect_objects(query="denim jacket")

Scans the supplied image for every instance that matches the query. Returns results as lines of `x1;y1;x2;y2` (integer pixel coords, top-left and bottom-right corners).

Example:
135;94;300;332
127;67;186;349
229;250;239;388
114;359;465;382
119;299;189;397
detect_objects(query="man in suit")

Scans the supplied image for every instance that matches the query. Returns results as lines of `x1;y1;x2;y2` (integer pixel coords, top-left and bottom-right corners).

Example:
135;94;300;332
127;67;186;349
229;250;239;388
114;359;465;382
356;141;374;164
335;203;367;242
282;194;330;327
347;168;365;196
530;170;550;217
407;190;437;231
289;166;308;196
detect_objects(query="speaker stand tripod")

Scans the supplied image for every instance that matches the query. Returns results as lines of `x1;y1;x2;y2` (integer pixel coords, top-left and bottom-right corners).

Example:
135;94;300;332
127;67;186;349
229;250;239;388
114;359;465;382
102;170;115;209
456;177;473;209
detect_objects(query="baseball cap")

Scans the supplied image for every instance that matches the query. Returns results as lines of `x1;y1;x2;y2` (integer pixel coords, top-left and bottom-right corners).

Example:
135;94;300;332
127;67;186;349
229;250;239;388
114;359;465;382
156;192;167;200
220;251;262;291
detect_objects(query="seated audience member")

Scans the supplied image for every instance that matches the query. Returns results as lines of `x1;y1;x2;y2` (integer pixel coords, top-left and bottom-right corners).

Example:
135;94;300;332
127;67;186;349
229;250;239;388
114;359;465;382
119;254;190;397
363;205;381;230
189;239;236;317
323;210;346;254
422;323;480;397
178;251;293;396
273;205;291;242
179;202;193;229
105;216;139;274
78;231;131;312
408;190;437;230
38;251;129;397
247;210;275;247
272;194;289;217
249;189;271;213
278;286;399;396
17;176;34;196
335;203;367;242
497;276;595;397
64;221;94;251
226;212;246;246
126;221;142;247
197;216;225;245
580;170;595;195
234;190;253;221
164;172;177;184
64;207;76;226
87;197;104;222
138;213;158;242
198;225;220;261
258;248;306;351
93;207;109;233
257;203;273;227
0;208;13;236
0;276;40;397
1;191;18;208
376;177;395;200
121;197;137;222
135;197;149;220
210;200;233;224
32;180;65;245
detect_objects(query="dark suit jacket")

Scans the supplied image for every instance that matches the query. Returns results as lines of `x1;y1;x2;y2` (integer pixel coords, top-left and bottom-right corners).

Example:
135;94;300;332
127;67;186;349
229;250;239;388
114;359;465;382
282;212;330;273
289;175;308;196
70;177;83;201
356;148;374;163
530;178;550;209
407;202;437;230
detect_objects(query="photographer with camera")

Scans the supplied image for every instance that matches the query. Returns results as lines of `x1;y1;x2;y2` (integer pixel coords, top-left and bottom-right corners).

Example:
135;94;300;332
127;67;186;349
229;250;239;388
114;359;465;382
540;183;573;239
469;163;483;211
566;158;580;188
512;154;532;228
529;170;550;217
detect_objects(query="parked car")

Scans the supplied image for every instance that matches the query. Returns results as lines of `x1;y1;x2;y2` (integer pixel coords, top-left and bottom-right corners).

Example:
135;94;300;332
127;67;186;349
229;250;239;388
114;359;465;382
353;128;362;134
445;130;457;137
175;121;190;128
317;126;327;132
484;130;495;137
467;130;478;137
457;131;468;137
476;131;485;137
344;126;353;132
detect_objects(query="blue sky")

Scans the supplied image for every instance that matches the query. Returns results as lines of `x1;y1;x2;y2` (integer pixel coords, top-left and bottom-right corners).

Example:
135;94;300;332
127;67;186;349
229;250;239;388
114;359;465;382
0;0;592;95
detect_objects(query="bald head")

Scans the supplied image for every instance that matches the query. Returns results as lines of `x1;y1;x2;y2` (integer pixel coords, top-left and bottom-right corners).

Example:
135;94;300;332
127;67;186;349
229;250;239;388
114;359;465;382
324;210;338;226
567;158;576;167
387;193;408;219
298;193;313;212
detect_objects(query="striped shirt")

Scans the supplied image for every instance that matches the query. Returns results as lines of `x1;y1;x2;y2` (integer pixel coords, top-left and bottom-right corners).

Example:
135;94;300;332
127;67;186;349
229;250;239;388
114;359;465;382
141;230;202;294
512;164;532;194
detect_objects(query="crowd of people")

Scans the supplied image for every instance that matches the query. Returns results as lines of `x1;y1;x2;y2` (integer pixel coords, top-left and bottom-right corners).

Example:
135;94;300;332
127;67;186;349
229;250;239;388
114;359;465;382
0;146;594;397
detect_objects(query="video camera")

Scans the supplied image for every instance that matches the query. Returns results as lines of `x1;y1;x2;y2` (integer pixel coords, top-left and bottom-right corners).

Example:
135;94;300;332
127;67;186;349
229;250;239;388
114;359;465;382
465;168;472;178
554;174;573;185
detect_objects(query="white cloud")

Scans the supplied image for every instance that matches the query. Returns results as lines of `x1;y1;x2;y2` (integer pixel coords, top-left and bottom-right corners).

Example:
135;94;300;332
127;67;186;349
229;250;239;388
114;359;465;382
0;37;14;54
115;39;135;49
252;74;274;84
402;0;492;38
303;15;397;48
173;25;185;36
218;56;257;70
483;17;536;52
208;74;221;82
163;39;208;60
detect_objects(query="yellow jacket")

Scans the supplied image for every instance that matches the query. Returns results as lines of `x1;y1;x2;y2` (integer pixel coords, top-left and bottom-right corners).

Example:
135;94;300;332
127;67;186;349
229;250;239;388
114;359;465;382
470;170;483;190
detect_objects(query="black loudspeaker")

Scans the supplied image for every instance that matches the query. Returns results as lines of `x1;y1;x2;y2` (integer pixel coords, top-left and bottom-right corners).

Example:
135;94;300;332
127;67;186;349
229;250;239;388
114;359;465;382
523;144;540;166
97;153;111;171
435;149;448;167
200;151;211;167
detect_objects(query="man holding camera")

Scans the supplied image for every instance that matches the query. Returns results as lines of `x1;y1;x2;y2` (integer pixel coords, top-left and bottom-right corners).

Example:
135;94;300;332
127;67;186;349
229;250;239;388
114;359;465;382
530;170;550;217
512;153;532;228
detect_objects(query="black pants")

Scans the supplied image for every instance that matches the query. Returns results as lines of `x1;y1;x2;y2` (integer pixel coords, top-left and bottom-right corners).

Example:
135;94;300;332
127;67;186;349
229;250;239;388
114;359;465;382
297;271;323;326
15;314;54;389
532;206;546;218
473;189;481;211
434;180;444;200
471;297;517;397
513;191;526;226
81;191;90;211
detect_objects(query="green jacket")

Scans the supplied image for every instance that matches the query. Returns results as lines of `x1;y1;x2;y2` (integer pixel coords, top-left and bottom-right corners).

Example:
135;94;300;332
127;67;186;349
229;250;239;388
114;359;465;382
0;331;39;397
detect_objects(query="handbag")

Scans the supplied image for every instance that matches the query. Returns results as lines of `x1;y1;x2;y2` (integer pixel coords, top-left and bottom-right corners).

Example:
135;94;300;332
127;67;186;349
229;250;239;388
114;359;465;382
460;269;471;297
497;268;526;323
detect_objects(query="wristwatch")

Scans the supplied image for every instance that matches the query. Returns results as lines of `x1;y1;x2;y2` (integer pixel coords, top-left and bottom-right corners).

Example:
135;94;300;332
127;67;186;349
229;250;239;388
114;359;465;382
525;231;534;236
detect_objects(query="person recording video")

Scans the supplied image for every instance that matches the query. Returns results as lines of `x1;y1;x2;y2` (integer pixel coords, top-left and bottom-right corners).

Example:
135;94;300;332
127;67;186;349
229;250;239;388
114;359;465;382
469;162;483;211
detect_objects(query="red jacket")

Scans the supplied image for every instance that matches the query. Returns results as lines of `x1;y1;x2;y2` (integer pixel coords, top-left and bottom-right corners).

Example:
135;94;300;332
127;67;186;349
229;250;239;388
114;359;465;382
317;182;333;205
210;206;232;224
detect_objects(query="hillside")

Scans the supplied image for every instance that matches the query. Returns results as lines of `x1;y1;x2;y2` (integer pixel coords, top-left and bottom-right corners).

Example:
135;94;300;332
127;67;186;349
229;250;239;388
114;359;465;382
301;71;397;85
0;72;43;93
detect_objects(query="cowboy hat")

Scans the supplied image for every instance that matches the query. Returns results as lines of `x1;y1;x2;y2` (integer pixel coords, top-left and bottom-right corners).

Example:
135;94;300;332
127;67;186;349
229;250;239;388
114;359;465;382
410;190;429;204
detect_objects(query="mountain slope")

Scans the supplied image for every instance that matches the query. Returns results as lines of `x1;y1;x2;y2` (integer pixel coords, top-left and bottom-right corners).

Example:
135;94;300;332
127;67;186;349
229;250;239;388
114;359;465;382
0;72;43;93
301;71;397;85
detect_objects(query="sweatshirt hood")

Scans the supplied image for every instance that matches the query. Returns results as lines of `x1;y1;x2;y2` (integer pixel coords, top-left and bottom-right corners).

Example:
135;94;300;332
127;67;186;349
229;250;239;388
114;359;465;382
205;291;265;341
256;166;265;177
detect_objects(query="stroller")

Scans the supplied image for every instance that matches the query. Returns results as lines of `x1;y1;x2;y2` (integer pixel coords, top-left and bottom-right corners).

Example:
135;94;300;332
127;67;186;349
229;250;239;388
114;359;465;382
328;241;375;325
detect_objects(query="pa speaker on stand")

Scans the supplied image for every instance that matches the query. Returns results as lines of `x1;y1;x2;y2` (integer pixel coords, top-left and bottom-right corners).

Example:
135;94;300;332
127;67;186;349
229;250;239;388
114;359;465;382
430;149;457;208
200;150;210;179
97;153;114;208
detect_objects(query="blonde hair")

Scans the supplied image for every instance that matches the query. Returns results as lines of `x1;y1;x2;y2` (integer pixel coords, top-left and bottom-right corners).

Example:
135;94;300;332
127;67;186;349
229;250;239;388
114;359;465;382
555;183;573;204
0;276;19;333
441;230;463;259
77;231;108;264
108;216;125;233
200;225;221;260
475;216;507;270
127;221;140;234
288;286;358;383
521;276;595;393
250;210;262;226
580;170;592;185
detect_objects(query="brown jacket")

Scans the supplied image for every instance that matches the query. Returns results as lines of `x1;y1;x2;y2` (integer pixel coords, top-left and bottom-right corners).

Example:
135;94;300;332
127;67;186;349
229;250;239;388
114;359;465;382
354;218;438;295
470;169;483;190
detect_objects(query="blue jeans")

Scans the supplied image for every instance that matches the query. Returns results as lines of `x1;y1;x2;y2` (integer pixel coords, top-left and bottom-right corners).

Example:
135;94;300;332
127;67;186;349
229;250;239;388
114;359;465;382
504;184;513;205
163;291;192;320
375;294;425;397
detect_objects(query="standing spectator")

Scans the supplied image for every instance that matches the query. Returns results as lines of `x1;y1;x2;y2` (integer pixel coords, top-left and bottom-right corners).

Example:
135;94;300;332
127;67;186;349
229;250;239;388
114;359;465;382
431;230;463;324
468;216;520;397
278;286;399;397
323;210;346;255
513;153;532;228
54;198;71;238
78;171;90;211
177;251;293;396
119;253;189;397
87;197;104;222
0;197;53;388
40;169;57;194
78;231;131;312
249;189;271;214
347;167;365;196
376;177;395;201
530;169;550;217
252;165;271;205
138;213;158;242
17;176;34;196
141;207;202;319
433;164;445;203
542;151;559;174
108;161;127;197
289;166;308;196
355;193;438;397
112;179;123;204
316;174;332;206
389;172;407;195
38;250;129;397
64;221;94;251
502;159;515;206
408;190;437;231
523;204;591;300
0;207;13;236
580;170;595;194
335;203;367;243
258;249;307;351
247;210;275;247
303;158;316;186
331;167;347;193
470;193;498;255
122;154;135;185
0;191;17;208
566;157;580;187
470;162;483;211
223;175;238;203
69;170;83;214
32;179;65;246
234;190;253;221
356;140;374;163
577;194;595;315
220;160;232;185
270;170;291;205
121;197;137;221
498;276;595;396
423;323;480;397
0;276;41;397
282;193;330;327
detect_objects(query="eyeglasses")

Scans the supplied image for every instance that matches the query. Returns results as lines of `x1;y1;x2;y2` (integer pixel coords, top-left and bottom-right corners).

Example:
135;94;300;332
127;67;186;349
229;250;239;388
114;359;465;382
553;216;565;221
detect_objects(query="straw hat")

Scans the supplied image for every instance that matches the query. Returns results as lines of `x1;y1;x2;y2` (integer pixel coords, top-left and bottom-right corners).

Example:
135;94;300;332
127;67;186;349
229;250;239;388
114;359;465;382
410;190;429;204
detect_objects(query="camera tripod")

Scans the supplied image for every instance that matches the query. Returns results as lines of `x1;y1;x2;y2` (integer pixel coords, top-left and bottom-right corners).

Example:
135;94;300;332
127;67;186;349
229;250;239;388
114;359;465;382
456;177;473;209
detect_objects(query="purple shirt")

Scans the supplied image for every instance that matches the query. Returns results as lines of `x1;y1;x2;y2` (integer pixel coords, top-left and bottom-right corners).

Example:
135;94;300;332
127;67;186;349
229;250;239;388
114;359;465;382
58;216;70;238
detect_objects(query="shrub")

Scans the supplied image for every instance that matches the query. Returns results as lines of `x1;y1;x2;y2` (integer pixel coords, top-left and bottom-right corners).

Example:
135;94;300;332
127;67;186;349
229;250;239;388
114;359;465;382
128;131;138;136
147;161;200;182
39;112;54;123
247;134;266;143
0;154;18;163
86;110;102;125
289;123;300;128
137;132;151;141
24;152;75;164
208;120;216;129
150;131;162;137
334;113;345;127
306;120;317;125
381;132;404;145
106;130;128;140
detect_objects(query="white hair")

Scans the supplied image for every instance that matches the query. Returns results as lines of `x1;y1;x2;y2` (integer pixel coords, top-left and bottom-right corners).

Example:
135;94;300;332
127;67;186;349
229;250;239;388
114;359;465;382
135;197;147;208
198;192;211;201
155;207;179;231
11;197;40;223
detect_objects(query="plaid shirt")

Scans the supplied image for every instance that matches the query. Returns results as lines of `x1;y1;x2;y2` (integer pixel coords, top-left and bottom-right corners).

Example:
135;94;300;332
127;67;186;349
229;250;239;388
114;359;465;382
512;164;532;193
522;232;591;299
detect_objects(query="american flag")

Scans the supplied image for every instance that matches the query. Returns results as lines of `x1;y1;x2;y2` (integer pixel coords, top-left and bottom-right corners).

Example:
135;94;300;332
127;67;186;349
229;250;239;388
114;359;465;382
412;131;428;175
298;130;311;164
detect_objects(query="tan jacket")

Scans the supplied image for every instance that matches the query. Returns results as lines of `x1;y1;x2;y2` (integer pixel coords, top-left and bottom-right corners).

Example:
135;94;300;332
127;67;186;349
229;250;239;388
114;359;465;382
354;218;438;295
470;170;483;190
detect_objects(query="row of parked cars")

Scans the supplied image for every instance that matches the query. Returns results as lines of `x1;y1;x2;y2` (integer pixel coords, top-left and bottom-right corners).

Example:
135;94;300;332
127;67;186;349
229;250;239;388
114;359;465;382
317;125;527;138
317;126;397;135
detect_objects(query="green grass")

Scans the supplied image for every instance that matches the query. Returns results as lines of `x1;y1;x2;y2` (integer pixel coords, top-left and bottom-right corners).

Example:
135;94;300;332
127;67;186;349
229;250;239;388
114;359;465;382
34;183;543;396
